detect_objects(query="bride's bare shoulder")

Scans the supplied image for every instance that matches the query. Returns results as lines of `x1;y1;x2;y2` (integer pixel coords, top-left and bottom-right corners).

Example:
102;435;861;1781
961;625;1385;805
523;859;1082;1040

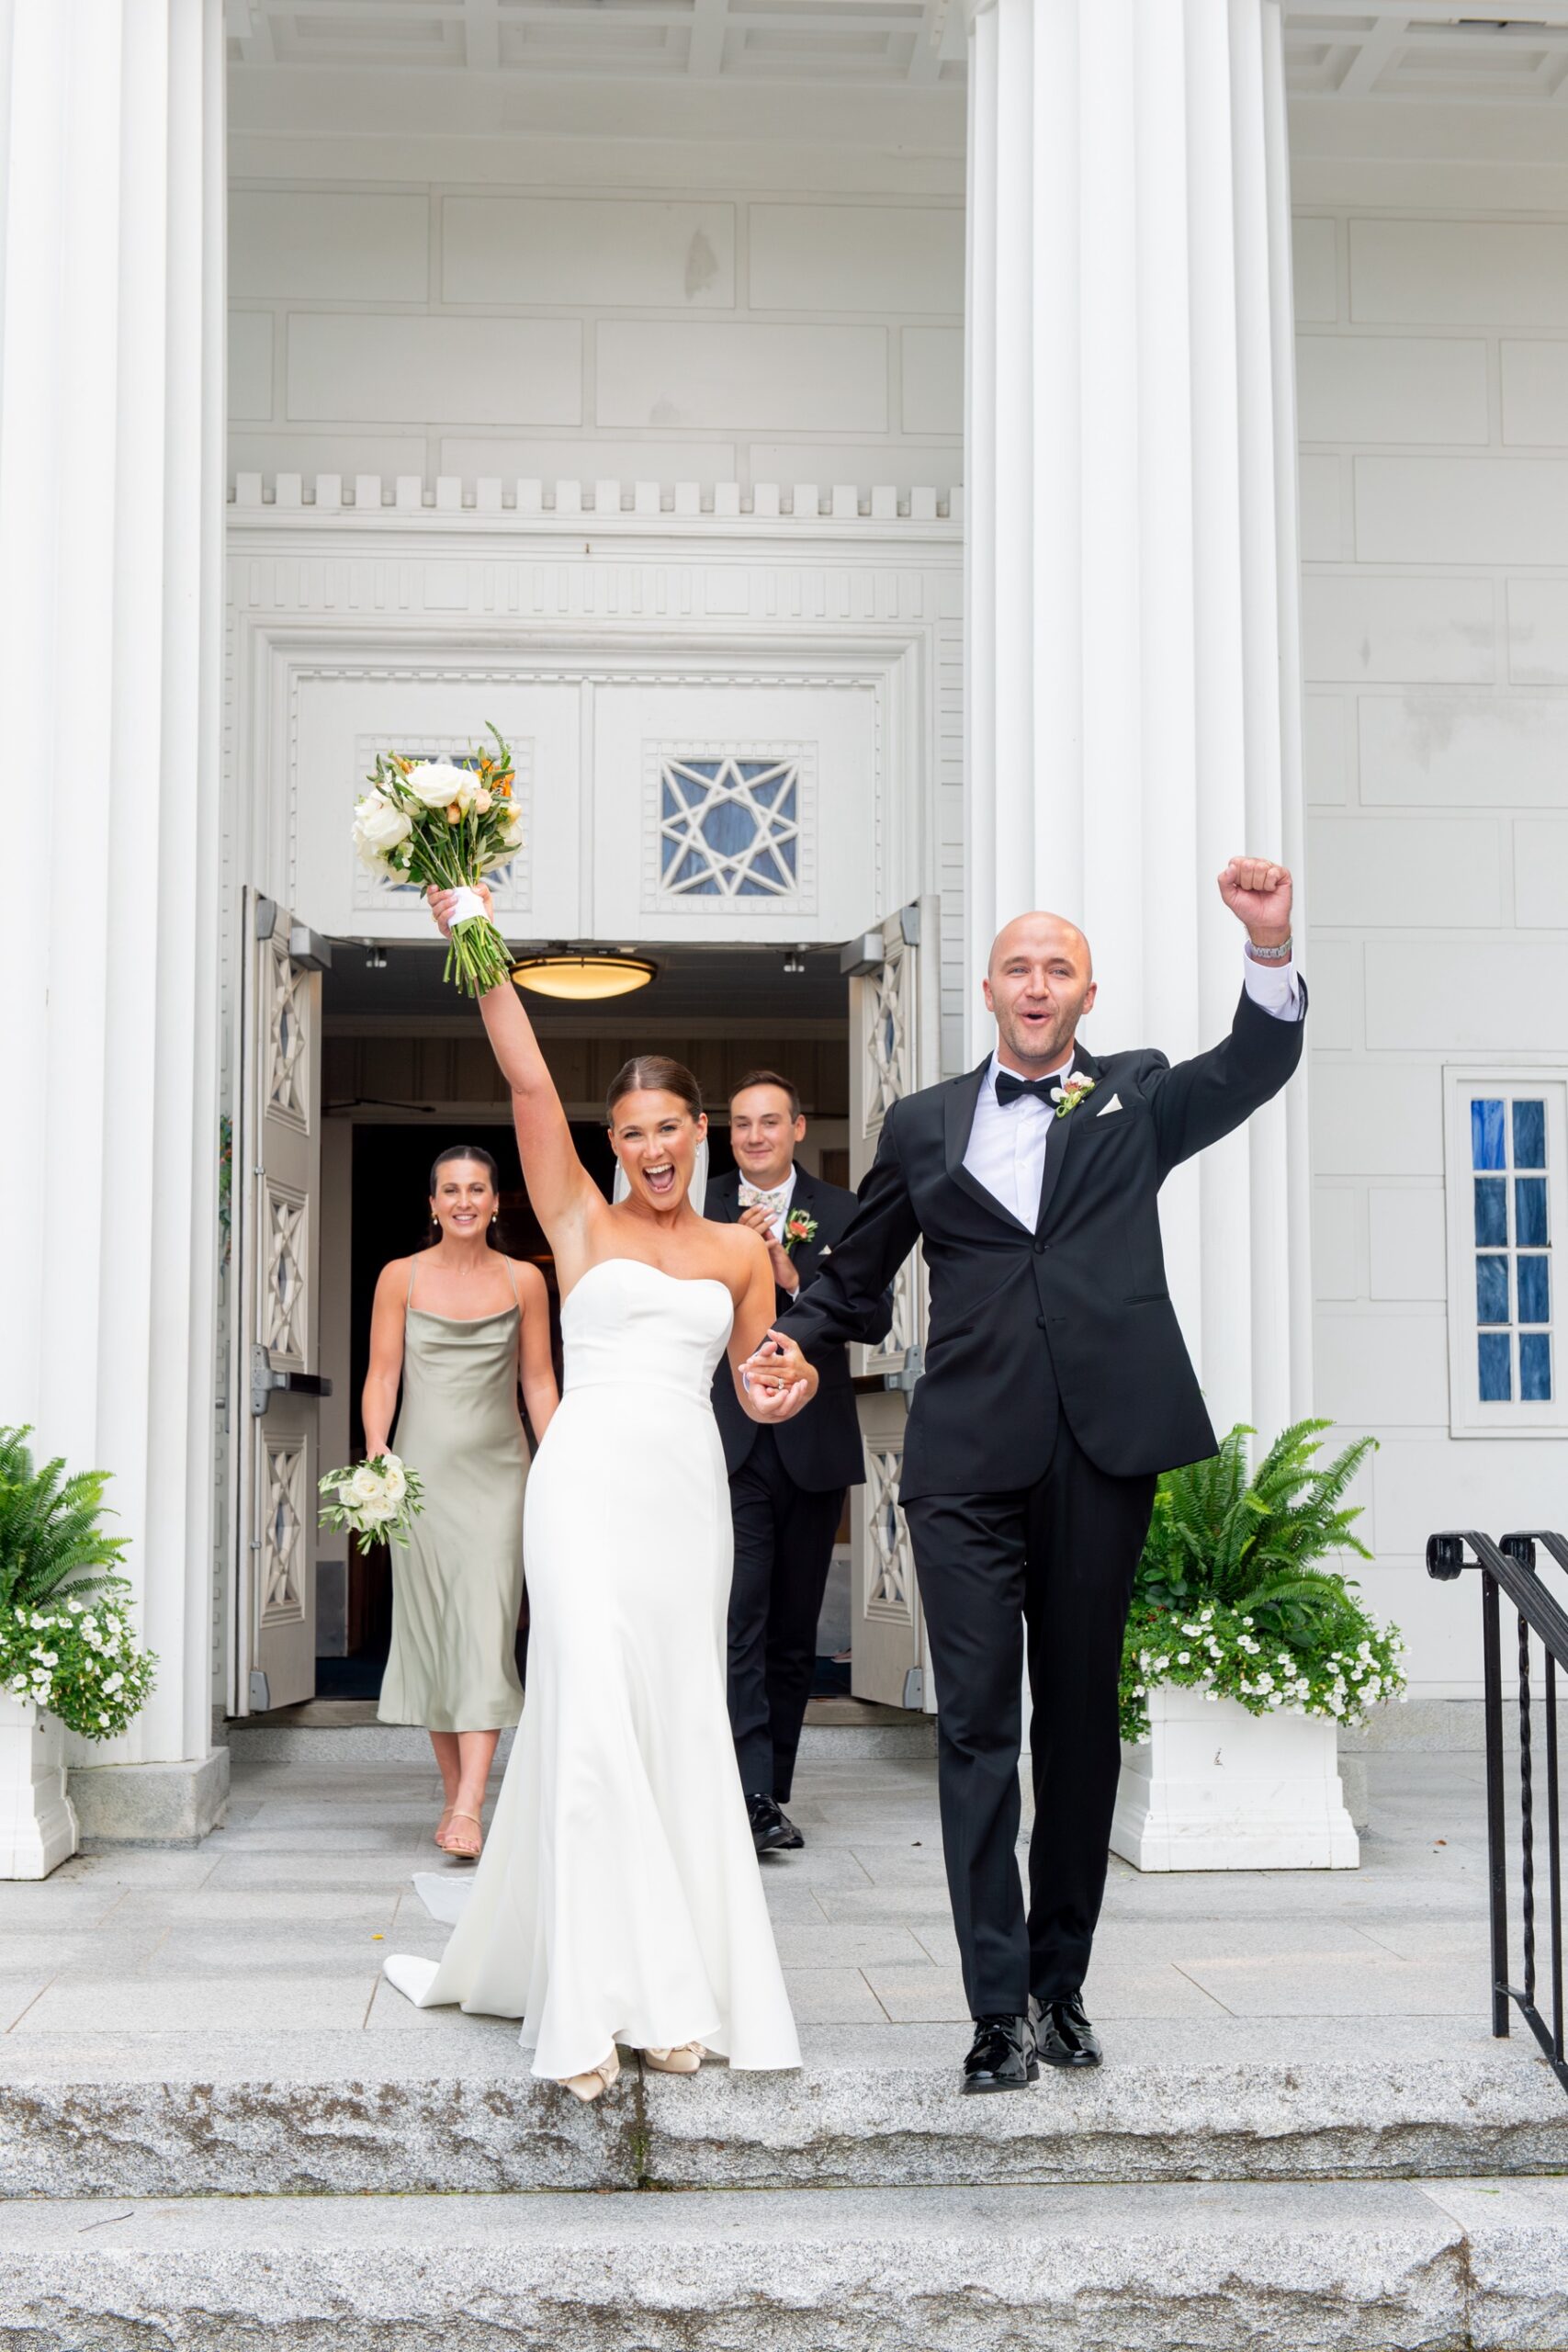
710;1217;769;1287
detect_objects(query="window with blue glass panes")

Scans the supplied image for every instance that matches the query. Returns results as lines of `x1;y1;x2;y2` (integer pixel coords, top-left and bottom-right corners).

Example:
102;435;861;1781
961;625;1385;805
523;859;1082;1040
1470;1095;1551;1405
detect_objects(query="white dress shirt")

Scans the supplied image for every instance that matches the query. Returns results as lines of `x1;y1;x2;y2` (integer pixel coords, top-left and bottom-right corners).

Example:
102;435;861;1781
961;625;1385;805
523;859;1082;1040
963;949;1303;1226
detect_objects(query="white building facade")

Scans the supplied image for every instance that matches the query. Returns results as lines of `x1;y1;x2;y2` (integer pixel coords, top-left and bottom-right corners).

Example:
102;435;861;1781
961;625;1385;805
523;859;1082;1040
2;0;1564;1838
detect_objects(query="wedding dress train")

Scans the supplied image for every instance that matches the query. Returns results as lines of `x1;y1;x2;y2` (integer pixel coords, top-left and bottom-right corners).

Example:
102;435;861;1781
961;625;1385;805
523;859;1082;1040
382;1258;801;2080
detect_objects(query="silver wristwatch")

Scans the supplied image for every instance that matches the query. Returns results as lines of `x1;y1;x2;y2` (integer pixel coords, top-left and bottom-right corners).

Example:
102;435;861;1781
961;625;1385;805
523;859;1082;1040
1244;935;1293;966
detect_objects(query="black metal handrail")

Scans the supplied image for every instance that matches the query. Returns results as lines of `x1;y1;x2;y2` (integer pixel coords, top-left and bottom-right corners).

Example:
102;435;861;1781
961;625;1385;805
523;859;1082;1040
1427;1527;1568;2094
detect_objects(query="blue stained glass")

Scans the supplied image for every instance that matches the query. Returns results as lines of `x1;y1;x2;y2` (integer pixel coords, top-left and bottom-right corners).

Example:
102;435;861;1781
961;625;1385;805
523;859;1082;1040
1479;1332;1512;1401
1513;1099;1547;1170
1520;1334;1552;1402
1517;1177;1549;1248
1517;1256;1551;1325
1474;1178;1508;1247
1476;1255;1510;1325
1472;1099;1506;1170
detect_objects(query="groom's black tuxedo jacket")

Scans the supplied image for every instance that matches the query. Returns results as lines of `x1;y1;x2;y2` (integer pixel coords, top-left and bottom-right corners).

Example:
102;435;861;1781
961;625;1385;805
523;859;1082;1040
706;1165;891;1494
781;987;1306;1502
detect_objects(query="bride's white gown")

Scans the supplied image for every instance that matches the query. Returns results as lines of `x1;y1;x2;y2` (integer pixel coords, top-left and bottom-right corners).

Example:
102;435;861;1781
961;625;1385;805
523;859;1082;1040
382;1258;801;2079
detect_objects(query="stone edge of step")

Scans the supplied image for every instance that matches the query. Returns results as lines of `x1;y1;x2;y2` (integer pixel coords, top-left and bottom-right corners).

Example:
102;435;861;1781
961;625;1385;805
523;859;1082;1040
1;2042;1564;2199
1;2177;1566;2350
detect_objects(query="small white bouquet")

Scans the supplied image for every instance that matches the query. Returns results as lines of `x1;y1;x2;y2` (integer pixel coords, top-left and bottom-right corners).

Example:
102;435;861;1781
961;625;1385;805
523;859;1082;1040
352;722;522;997
318;1453;424;1551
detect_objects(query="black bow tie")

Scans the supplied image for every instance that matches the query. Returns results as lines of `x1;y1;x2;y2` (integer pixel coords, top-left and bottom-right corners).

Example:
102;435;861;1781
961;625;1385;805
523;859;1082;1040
995;1068;1077;1108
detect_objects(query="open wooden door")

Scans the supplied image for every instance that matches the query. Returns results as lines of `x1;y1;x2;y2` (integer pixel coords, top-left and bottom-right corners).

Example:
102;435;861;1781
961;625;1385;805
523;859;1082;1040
843;900;940;1709
233;895;333;1715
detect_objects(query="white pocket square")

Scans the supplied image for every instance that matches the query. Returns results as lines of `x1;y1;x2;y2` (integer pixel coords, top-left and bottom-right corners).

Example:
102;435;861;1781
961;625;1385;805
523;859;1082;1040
1096;1093;1122;1116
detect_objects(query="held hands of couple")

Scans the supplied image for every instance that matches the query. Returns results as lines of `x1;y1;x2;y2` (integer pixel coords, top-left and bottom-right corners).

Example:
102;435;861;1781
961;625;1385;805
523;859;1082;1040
740;1331;817;1421
1217;857;1292;949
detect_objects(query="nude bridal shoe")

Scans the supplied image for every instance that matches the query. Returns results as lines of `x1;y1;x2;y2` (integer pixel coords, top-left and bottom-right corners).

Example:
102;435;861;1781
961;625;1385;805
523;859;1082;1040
561;2046;621;2102
435;1809;483;1859
643;2042;705;2074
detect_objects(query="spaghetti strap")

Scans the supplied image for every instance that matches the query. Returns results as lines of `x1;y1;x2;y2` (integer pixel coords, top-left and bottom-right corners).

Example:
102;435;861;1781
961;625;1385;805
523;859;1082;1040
502;1254;520;1309
407;1257;418;1309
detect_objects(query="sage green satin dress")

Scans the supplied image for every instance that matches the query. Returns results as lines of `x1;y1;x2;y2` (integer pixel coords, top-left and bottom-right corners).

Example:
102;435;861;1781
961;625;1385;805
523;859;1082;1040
378;1260;530;1733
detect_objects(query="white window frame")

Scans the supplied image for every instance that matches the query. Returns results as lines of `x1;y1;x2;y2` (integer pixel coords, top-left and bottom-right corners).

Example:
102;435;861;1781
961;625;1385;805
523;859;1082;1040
1442;1069;1567;1439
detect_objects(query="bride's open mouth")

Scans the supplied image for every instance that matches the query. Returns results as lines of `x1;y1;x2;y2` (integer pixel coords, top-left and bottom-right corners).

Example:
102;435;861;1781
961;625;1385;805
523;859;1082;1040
642;1162;678;1197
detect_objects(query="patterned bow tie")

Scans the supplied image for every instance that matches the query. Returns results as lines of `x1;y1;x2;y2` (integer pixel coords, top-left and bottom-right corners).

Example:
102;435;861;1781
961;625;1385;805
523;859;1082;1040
739;1182;791;1216
995;1069;1079;1108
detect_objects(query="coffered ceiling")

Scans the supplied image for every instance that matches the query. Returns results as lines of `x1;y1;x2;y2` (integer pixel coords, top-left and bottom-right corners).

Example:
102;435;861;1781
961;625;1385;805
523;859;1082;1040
225;0;962;86
1283;7;1568;100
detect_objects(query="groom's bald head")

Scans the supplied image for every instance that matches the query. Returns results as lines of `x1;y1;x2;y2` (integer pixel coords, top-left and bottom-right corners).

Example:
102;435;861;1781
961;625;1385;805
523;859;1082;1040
984;910;1097;1072
987;910;1092;984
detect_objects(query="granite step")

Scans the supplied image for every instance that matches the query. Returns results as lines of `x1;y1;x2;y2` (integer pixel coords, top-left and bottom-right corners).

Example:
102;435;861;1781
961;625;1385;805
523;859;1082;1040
6;2175;1567;2349
2;2022;1562;2199
227;1709;936;1766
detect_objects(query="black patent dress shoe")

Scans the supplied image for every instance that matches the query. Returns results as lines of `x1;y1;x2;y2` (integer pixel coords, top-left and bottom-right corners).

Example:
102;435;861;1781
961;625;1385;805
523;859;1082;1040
747;1792;803;1854
1030;1990;1102;2068
961;2014;1038;2094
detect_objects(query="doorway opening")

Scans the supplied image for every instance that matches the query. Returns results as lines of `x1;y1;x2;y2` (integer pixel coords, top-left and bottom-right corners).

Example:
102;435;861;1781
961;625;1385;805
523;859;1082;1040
311;941;851;1712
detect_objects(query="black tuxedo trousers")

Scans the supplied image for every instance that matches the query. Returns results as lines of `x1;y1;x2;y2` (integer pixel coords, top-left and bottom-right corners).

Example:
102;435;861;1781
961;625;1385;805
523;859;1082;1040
907;1422;1156;2014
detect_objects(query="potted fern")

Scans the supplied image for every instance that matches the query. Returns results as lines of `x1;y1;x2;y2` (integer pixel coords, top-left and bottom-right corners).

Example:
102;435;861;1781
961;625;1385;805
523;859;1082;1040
0;1427;158;1878
1110;1420;1404;1872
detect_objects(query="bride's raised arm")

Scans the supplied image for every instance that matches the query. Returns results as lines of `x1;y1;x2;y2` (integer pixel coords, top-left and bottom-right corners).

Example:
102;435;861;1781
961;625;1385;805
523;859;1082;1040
426;886;599;1245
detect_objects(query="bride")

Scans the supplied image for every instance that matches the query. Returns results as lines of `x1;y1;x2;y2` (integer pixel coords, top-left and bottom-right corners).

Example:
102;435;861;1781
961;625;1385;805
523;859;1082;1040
382;884;809;2097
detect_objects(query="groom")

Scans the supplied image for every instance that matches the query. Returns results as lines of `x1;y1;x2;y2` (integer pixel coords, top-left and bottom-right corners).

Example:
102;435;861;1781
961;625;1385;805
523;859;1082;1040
773;860;1306;2092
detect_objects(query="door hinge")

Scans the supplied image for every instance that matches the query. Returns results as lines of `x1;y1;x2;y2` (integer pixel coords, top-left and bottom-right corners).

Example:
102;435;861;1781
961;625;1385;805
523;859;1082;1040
251;1345;333;1415
898;903;921;948
248;1668;272;1713
883;1344;924;1396
902;1667;924;1710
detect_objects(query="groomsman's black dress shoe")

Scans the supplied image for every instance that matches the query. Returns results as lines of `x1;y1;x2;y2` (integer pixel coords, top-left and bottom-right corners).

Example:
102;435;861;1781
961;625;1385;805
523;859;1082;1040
961;2014;1038;2093
1030;1991;1102;2068
747;1793;804;1854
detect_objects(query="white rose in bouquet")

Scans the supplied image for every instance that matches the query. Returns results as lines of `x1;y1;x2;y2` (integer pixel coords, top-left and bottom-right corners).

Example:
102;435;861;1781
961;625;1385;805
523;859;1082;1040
381;1457;408;1503
353;793;413;872
348;1464;383;1506
319;1452;425;1550
403;760;475;812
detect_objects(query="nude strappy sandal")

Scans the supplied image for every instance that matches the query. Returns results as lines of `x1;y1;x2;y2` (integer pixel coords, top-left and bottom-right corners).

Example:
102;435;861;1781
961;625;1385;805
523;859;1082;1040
433;1804;456;1849
561;2045;621;2103
643;2042;704;2074
436;1809;482;1859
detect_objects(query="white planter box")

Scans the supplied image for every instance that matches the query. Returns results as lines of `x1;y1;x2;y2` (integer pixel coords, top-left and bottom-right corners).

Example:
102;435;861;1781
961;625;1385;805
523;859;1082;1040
1111;1685;1359;1871
0;1693;78;1879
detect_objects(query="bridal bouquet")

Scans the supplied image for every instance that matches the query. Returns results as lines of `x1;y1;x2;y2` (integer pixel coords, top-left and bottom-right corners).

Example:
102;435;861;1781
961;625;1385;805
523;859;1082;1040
318;1453;424;1551
353;722;522;997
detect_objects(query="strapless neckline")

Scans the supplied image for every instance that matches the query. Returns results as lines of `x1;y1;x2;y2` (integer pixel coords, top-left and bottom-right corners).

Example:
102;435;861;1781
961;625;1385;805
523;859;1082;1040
563;1258;733;1311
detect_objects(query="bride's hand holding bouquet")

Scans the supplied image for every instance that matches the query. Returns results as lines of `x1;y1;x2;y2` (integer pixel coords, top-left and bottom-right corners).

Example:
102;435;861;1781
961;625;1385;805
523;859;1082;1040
353;723;523;998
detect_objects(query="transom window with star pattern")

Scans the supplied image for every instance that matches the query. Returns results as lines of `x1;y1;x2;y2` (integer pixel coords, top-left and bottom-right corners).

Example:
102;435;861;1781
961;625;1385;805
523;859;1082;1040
657;756;802;902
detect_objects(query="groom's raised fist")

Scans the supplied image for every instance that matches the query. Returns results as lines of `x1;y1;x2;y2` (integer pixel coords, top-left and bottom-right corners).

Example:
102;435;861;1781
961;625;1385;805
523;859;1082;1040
1218;857;1292;949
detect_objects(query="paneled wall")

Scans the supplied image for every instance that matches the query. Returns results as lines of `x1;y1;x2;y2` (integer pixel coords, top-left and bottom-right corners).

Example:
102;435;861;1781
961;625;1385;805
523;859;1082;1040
228;183;963;503
1293;147;1568;1696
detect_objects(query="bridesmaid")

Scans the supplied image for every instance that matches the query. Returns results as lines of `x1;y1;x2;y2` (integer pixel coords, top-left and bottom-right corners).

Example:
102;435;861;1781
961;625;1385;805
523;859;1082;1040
363;1145;558;1858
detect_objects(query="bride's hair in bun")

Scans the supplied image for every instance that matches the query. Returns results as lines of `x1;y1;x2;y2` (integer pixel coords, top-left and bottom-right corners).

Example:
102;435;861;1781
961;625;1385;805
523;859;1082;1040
607;1057;703;1124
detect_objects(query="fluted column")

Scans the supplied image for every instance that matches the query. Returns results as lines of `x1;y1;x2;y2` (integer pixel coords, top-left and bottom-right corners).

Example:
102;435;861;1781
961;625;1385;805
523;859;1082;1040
963;0;1310;1442
0;0;226;1816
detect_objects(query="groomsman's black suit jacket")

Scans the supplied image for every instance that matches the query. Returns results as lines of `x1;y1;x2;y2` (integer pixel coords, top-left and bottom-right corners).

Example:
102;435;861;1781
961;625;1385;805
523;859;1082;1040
706;1165;892;1494
781;987;1306;1502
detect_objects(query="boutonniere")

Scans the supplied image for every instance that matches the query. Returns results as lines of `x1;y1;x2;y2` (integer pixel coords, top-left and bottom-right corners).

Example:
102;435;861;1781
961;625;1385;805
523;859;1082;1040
1050;1075;1097;1121
782;1208;818;1256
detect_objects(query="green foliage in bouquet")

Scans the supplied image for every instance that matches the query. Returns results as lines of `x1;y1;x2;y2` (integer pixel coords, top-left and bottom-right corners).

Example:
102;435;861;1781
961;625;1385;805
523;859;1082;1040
319;1452;424;1551
1119;1419;1404;1745
0;1427;158;1740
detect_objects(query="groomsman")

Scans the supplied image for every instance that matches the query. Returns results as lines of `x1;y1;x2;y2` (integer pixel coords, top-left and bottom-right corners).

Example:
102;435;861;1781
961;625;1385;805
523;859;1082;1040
707;1072;892;1854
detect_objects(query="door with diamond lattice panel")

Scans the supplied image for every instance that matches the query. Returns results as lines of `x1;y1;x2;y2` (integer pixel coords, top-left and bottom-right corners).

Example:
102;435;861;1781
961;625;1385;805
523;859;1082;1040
234;897;326;1715
847;901;940;1711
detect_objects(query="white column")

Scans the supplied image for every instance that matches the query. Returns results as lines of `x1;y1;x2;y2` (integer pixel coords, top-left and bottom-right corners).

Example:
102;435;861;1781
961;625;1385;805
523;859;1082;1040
0;0;227;1832
963;0;1310;1442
